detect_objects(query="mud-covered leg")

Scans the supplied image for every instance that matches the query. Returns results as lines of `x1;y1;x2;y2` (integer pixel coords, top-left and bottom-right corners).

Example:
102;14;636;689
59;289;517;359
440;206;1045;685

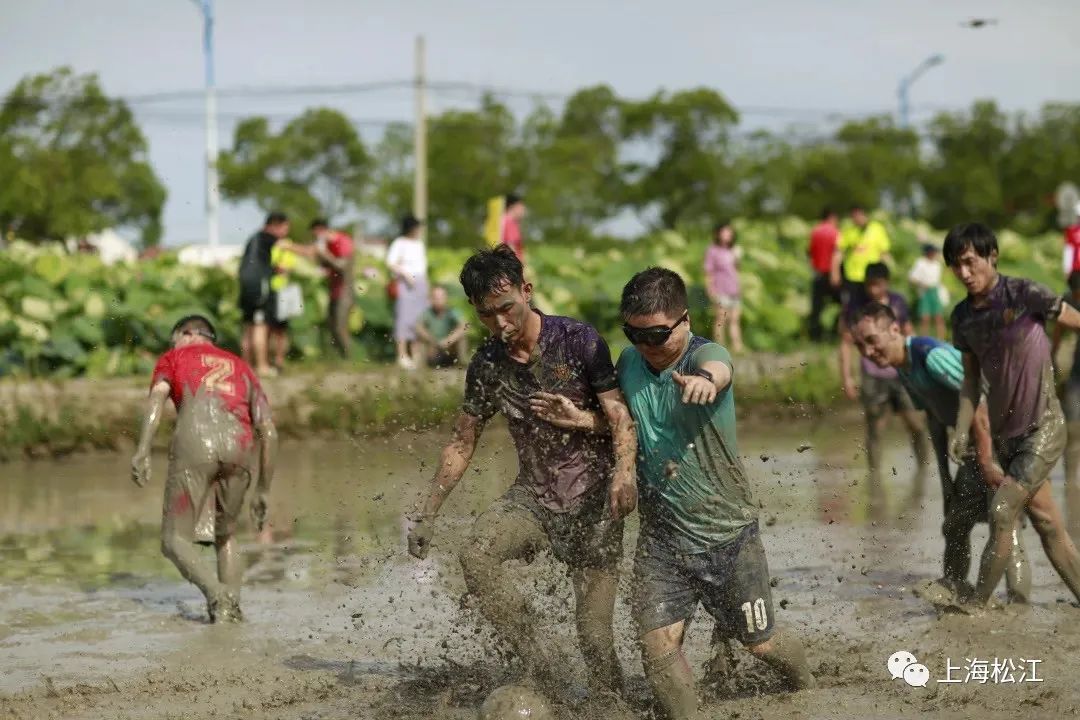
161;465;225;607
641;622;702;720
459;502;558;686
701;625;737;697
864;405;888;520
746;630;817;691
571;566;623;693
942;505;977;586
974;481;1028;605
1027;482;1080;602
1065;420;1080;539
1004;522;1031;603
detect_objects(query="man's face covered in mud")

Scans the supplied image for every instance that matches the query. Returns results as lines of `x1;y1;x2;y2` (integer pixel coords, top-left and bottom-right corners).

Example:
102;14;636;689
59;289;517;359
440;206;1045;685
852;316;904;369
472;278;534;344
171;321;215;349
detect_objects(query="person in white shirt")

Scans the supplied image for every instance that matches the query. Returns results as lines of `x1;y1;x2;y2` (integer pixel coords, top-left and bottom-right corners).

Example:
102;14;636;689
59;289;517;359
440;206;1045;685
386;214;429;369
908;243;947;339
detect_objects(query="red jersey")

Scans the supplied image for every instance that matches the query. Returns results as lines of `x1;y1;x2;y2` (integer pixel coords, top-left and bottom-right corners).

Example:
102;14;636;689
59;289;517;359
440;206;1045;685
1067;224;1080;273
151;344;266;448
502;215;524;260
325;231;355;300
808;221;838;274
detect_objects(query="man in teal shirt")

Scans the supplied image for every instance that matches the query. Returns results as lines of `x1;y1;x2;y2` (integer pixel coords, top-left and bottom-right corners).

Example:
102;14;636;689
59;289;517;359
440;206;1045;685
617;268;815;719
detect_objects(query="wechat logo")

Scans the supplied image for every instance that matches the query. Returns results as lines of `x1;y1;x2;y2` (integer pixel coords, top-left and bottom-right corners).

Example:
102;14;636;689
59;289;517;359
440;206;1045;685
888;650;930;688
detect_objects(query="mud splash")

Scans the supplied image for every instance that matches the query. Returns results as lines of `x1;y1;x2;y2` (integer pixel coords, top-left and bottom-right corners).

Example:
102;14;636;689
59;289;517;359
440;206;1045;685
2;421;1080;719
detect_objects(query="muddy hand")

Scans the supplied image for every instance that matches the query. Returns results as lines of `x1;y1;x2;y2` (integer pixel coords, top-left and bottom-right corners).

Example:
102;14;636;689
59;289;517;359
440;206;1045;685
407;516;434;559
250;492;269;532
609;475;638;519
529;392;584;429
131;453;150;488
672;372;717;405
949;430;970;465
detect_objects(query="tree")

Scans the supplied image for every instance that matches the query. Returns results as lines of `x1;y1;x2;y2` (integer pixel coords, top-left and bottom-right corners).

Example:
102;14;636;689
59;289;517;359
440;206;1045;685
0;67;166;245
619;88;740;230
218;108;370;227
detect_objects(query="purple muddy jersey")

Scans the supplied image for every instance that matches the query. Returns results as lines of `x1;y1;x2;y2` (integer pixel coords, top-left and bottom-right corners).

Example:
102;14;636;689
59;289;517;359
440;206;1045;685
463;311;618;512
951;275;1062;439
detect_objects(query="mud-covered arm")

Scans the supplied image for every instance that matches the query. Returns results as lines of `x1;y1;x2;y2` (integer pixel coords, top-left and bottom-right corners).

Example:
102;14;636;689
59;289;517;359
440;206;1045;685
131;381;171;487
251;385;277;496
951;351;981;463
970;402;1003;486
1058;302;1080;331
413;412;484;520
598;388;638;519
838;315;857;398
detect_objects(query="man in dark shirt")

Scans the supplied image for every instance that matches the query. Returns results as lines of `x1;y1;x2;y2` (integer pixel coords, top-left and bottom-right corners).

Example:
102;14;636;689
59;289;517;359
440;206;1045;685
945;222;1080;609
238;211;290;376
838;262;930;516
406;244;638;693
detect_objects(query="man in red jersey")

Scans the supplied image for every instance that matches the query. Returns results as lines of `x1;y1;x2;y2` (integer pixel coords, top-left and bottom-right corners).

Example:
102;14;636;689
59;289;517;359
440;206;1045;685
808;207;840;342
1064;202;1080;279
309;218;356;358
131;315;278;623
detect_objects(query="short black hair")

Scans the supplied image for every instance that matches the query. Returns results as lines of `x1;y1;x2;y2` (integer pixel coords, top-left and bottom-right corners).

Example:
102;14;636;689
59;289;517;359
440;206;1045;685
851;302;897;327
309;217;329;230
401;213;423;236
505;193;523;208
171;314;217;342
460;244;525;304
1069;271;1080;294
620;267;688;319
265;211;288;226
943;222;998;266
864;262;890;283
821;207;835;220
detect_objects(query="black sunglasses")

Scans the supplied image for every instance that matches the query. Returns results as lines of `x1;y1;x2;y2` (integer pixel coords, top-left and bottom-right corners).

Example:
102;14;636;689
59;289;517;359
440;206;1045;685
623;312;689;346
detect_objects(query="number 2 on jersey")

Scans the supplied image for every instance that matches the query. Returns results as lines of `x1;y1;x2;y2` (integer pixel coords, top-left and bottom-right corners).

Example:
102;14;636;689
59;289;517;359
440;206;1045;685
740;598;768;632
202;355;235;395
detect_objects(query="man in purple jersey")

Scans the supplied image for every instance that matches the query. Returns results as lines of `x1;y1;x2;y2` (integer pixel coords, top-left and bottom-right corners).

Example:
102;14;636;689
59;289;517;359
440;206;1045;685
945;222;1080;609
406;244;638;693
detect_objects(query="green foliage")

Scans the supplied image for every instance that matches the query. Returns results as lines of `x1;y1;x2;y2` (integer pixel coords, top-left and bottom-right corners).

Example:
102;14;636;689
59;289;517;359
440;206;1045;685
0;67;166;246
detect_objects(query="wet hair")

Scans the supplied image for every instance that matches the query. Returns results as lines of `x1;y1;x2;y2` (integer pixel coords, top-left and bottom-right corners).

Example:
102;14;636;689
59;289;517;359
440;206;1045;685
713;221;736;245
459;244;525;303
851;302;897;327
309;217;329;230
1069;271;1080;294
265;211;288;226
620;267;688;320
505;193;523;209
171;314;217;342
864;262;890;283
943;222;998;266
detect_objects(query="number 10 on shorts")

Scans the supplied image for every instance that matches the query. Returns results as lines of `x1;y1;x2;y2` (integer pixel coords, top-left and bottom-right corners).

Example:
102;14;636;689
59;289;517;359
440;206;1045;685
741;598;768;632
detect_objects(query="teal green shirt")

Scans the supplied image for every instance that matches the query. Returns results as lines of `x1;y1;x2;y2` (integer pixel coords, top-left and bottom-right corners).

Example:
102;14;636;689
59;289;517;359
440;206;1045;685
617;335;757;553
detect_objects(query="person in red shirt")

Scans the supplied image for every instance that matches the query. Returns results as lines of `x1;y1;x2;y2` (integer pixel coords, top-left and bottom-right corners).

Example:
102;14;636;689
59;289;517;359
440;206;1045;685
807;208;840;341
308;219;356;358
131;315;278;623
501;193;526;261
1064;203;1080;278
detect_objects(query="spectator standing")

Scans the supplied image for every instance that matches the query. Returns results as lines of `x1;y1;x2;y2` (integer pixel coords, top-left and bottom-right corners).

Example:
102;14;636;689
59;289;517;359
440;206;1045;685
502;193;527;261
1063;202;1080;278
267;239;301;371
415;285;468;368
808;208;840;341
310;219;356;358
831;206;892;301
238;211;290;377
908;243;947;339
704;221;744;353
386;214;429;369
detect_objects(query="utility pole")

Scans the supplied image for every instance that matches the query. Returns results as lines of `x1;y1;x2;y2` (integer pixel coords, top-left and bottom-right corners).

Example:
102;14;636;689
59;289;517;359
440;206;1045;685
897;53;945;129
191;0;220;246
413;35;427;231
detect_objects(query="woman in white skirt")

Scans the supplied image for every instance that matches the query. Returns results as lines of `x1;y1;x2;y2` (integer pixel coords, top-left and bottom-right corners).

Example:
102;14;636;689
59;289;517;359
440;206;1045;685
386;214;429;369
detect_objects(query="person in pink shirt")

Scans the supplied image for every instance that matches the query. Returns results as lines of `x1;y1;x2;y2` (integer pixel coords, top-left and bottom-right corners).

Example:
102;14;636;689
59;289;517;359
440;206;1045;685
704;221;744;352
501;193;526;261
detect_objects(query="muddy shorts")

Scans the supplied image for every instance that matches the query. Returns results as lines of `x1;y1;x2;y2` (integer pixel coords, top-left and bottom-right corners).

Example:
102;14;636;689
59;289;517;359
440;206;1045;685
632;522;775;645
163;460;253;544
860;372;916;415
994;405;1067;493
473;482;623;571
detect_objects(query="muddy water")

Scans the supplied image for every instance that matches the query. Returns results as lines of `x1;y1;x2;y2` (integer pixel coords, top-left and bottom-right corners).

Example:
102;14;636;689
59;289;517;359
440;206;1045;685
2;419;1080;720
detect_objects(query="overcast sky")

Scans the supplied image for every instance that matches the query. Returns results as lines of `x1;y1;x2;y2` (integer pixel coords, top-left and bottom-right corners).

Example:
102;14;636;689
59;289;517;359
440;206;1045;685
3;0;1078;245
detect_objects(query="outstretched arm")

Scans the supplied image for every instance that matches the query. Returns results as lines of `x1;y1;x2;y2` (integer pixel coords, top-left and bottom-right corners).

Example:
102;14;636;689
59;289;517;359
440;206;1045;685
407;413;485;558
131;381;171;487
